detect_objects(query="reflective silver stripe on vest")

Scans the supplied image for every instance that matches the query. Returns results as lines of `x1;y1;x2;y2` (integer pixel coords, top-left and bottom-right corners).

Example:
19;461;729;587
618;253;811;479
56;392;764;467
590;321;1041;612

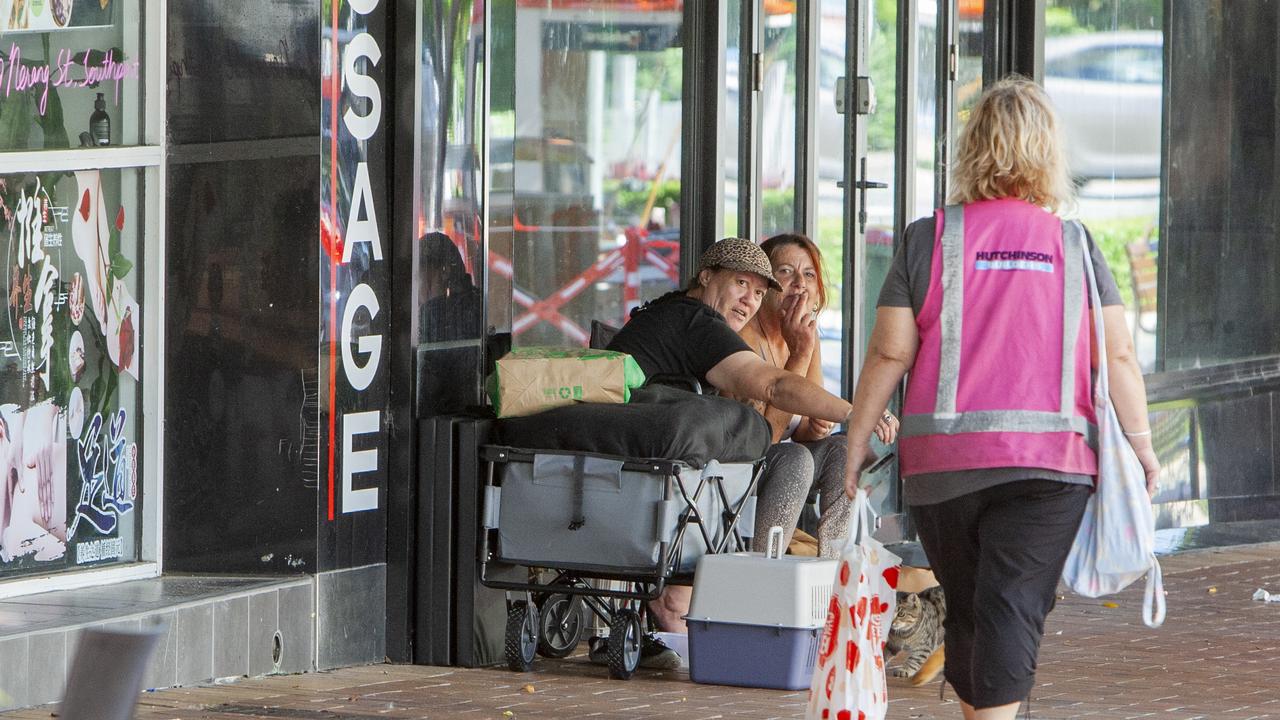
935;205;965;415
908;205;1093;444
1060;220;1085;417
902;411;1097;447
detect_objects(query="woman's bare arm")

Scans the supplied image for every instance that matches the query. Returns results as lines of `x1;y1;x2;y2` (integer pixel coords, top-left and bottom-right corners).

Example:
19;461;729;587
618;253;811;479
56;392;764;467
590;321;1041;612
1101;304;1160;493
844;307;918;496
791;341;833;442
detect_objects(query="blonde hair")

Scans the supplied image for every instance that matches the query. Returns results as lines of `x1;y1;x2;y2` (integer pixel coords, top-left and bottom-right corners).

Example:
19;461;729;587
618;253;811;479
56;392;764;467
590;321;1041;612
947;76;1075;213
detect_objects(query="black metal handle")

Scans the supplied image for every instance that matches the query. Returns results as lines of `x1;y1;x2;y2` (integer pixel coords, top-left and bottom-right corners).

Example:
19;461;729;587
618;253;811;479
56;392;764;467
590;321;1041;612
856;156;888;233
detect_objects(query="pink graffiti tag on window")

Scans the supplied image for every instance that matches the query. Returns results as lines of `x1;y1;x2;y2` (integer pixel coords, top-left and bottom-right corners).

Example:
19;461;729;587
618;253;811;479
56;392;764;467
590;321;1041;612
0;43;141;116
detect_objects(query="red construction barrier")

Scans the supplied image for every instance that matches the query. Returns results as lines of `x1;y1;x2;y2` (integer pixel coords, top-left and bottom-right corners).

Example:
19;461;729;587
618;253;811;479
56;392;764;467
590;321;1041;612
487;225;680;346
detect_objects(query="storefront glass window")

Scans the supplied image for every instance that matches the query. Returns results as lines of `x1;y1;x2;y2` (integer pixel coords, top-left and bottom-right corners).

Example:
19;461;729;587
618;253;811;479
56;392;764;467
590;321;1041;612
167;2;316;144
812;0;900;396
1044;0;1161;373
414;0;486;417
721;0;742;238
0;0;144;150
813;0;846;397
490;0;684;347
950;0;983;146
914;0;938;221
758;5;797;237
0;0;151;582
859;0;898;361
0;167;144;576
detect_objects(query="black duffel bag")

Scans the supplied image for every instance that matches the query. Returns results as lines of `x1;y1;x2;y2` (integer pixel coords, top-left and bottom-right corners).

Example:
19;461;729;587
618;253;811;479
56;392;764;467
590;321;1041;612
496;383;770;468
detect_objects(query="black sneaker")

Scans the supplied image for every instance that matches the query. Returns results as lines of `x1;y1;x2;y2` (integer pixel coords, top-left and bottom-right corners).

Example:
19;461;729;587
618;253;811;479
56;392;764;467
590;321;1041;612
586;635;609;665
587;633;681;670
638;634;681;670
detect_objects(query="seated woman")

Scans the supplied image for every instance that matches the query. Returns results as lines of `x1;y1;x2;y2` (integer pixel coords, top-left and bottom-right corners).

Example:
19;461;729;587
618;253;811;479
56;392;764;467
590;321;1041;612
735;233;890;558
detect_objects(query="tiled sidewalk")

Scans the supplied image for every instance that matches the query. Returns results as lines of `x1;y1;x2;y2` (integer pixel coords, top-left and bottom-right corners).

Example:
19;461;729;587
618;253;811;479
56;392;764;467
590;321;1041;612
7;543;1280;720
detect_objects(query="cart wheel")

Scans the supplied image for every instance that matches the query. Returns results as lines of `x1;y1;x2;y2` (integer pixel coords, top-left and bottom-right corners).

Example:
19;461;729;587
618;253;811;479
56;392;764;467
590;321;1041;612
537;593;584;658
505;601;539;672
606;608;642;680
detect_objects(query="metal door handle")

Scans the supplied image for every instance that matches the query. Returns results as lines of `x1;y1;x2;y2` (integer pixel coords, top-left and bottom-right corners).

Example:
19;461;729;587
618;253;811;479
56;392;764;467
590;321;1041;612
856;157;887;233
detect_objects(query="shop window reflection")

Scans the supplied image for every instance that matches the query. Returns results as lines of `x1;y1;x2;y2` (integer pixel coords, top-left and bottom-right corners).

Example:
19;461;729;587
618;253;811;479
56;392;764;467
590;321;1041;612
951;0;984;137
490;0;684;348
0;1;145;150
721;0;742;237
1044;0;1162;374
758;5;798;237
418;232;484;344
812;0;845;398
859;1;898;363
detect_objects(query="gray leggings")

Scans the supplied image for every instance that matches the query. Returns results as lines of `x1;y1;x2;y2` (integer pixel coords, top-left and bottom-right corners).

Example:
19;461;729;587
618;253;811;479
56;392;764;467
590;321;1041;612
751;436;851;558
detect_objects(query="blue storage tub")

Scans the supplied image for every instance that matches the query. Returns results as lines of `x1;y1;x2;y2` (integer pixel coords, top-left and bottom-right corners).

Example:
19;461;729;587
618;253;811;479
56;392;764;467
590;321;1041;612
686;618;821;690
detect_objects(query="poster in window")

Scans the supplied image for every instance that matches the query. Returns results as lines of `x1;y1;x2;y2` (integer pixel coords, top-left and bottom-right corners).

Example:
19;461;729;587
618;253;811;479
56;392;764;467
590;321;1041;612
0;169;139;576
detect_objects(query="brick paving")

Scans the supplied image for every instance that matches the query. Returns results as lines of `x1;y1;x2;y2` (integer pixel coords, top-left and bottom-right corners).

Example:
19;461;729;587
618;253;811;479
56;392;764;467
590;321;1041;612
7;543;1280;720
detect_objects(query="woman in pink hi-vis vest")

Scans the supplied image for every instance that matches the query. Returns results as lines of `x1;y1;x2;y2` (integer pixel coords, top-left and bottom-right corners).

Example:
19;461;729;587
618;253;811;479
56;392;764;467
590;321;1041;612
843;77;1160;720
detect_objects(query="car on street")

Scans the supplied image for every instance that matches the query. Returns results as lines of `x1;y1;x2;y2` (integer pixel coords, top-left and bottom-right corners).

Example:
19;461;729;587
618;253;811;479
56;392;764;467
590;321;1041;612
1045;31;1163;180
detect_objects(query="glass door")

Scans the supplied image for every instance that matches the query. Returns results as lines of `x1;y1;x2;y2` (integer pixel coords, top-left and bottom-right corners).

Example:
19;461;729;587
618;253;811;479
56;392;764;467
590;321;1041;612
487;0;686;349
822;0;901;524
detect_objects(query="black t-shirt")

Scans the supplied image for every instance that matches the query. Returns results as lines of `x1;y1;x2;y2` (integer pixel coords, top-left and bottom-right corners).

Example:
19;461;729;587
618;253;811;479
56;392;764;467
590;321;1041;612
606;291;751;391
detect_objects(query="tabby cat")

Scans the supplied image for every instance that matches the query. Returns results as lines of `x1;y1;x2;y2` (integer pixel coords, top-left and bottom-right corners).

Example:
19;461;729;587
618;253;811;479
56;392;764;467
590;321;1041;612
885;585;946;683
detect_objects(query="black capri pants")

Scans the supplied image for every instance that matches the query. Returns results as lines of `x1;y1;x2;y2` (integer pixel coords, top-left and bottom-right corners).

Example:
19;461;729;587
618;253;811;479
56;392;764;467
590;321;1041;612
909;479;1090;709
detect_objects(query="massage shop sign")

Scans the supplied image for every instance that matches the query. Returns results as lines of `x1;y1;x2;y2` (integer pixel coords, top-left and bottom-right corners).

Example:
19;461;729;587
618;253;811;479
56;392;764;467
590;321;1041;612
0;170;142;578
320;0;388;567
0;0;139;154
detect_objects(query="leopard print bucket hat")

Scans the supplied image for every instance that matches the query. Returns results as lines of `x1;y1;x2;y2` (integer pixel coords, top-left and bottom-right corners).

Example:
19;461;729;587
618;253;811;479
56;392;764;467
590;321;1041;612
696;237;782;290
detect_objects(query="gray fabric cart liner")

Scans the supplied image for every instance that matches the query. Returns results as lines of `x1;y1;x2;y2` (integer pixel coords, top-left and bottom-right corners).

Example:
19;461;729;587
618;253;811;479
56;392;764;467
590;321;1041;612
487;448;758;576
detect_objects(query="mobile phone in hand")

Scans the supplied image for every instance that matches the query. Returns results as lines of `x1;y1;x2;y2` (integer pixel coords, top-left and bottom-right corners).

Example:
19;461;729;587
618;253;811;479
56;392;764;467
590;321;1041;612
860;451;895;475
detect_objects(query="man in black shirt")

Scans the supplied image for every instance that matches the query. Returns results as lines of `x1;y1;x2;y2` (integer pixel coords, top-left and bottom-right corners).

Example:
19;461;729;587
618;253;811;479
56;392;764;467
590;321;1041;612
606;238;892;641
609;238;853;422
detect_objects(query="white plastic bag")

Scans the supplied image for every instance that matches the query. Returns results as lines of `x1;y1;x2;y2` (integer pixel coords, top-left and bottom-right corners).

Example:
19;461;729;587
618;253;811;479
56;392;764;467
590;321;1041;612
805;489;901;720
1060;221;1166;628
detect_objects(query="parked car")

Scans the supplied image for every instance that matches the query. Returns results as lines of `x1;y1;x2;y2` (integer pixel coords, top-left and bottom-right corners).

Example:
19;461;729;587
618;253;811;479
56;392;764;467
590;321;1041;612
1045;31;1163;180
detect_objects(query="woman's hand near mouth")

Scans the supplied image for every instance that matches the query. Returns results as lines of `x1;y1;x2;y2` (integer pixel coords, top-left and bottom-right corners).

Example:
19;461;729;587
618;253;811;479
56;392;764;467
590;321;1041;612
779;289;817;360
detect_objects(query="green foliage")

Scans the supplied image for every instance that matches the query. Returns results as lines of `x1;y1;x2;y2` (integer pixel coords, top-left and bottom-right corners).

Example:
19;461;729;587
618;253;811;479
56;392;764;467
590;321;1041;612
761;188;796;236
0;88;35;150
875;0;896;24
1083;215;1158;308
1048;0;1162;34
1044;7;1083;37
105;216;133;309
634;48;683;103
816;214;844;264
488;0;516;113
607;179;681;222
867;10;898;152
